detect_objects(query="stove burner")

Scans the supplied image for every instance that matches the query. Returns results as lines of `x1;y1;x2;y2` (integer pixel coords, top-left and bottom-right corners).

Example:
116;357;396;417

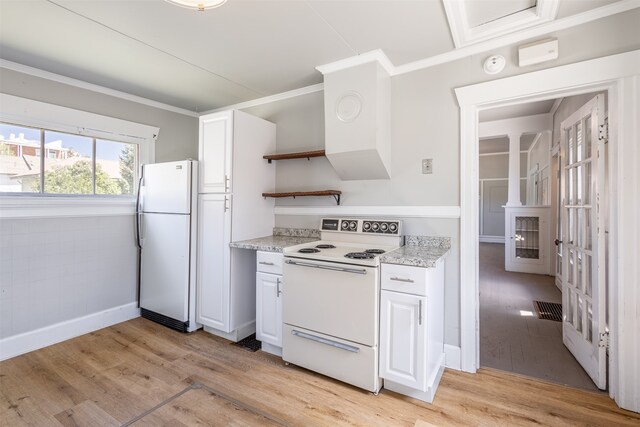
316;244;336;249
344;252;376;260
298;248;321;254
364;249;386;254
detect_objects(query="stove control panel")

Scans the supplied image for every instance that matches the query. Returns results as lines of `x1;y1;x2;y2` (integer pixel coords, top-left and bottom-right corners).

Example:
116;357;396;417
320;218;401;235
362;220;400;235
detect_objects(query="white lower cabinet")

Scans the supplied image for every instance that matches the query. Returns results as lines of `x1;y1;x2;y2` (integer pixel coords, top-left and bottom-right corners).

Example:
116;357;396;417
256;251;283;356
380;260;446;403
379;291;426;390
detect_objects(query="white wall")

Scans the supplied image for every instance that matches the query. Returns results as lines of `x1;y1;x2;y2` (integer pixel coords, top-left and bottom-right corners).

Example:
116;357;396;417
0;216;136;339
479;152;527;237
0;68;198;162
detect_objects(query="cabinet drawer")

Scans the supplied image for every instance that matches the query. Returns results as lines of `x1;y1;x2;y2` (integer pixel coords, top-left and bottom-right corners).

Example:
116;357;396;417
381;264;428;296
282;324;379;392
256;251;283;275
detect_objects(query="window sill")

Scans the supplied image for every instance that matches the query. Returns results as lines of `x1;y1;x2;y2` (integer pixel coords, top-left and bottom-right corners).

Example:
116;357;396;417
0;195;136;219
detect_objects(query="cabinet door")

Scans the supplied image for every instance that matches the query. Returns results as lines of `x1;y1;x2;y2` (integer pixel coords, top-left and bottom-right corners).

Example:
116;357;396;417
256;272;282;347
380;290;427;391
199;111;232;193
505;208;549;274
196;194;231;331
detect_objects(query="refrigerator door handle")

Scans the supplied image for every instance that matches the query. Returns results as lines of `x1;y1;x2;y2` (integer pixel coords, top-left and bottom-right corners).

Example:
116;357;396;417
137;213;145;248
135;175;144;249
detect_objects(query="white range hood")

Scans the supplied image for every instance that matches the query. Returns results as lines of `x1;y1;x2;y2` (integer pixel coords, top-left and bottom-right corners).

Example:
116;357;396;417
317;53;392;180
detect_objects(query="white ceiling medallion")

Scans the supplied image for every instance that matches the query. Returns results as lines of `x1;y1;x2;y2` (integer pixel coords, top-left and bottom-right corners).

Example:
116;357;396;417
336;92;363;123
165;0;227;11
443;0;560;48
483;55;506;75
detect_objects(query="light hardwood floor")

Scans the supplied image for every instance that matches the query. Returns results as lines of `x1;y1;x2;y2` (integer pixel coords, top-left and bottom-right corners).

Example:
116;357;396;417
2;317;639;426
479;242;597;391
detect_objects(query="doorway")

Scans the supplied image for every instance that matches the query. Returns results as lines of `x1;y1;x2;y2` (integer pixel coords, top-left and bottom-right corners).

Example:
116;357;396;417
456;51;640;412
476;94;606;391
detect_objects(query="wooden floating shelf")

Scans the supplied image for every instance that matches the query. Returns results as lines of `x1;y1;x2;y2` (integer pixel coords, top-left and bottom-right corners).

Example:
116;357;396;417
263;149;325;163
262;190;341;205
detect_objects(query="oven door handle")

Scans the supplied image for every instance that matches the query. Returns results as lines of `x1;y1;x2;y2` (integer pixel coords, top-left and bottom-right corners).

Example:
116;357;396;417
291;330;360;353
284;259;367;275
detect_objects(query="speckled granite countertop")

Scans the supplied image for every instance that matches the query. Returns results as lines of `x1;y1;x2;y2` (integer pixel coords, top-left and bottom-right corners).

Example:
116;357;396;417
380;236;451;268
229;228;319;253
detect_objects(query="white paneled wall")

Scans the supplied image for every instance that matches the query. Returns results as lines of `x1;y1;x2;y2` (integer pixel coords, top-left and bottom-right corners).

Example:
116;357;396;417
0;215;137;340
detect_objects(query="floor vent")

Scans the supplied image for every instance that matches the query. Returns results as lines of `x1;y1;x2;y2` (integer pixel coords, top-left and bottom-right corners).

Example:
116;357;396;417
533;301;563;322
233;333;262;352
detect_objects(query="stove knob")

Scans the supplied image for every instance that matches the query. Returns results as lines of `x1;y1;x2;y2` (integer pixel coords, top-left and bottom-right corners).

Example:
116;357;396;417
389;223;398;233
349;221;357;230
371;222;379;232
380;223;388;232
341;221;349;230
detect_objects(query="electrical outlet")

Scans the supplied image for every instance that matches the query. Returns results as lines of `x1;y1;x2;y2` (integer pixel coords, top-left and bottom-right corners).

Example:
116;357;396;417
422;158;433;174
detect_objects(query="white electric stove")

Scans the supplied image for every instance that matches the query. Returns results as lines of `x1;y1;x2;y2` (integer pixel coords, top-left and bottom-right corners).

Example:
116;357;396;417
282;218;403;393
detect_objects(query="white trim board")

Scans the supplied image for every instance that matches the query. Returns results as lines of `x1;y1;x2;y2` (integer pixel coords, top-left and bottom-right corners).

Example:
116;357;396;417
479;235;505;244
479;151;528;157
444;344;461;370
201;83;324;115
455;49;640;412
442;0;559;48
274;205;461;218
0;302;140;361
0;59;197;118
0;196;135;219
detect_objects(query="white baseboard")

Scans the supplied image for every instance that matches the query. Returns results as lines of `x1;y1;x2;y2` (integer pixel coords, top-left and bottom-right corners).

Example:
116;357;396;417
0;302;140;361
444;344;461;370
479;235;505;244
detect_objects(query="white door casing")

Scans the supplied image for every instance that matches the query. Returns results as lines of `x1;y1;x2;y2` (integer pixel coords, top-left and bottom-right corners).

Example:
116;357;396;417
560;94;607;389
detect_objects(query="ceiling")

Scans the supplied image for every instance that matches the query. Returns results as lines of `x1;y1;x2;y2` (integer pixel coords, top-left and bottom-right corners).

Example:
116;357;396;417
479;99;556;122
0;0;626;113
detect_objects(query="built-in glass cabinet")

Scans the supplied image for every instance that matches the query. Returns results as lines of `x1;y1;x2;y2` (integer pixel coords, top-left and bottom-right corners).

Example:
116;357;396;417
505;206;550;274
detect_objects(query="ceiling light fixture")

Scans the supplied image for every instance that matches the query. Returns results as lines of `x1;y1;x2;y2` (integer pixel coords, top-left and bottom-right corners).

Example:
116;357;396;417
483;55;506;75
165;0;227;11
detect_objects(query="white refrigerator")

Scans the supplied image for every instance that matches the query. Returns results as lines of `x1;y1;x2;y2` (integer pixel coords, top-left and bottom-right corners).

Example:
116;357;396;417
136;160;199;332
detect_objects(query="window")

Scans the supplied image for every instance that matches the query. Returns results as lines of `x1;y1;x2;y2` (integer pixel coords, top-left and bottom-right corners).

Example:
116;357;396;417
0;122;138;196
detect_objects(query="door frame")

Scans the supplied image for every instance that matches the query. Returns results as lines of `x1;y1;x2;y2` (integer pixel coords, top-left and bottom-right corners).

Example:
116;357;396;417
456;50;640;412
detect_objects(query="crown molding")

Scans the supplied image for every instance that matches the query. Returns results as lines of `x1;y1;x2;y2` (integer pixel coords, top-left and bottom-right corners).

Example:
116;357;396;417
315;49;395;76
0;59;198;117
200;83;324;115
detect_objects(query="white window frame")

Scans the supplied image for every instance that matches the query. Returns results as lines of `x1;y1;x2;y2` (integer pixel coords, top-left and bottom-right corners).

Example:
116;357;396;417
0;93;158;218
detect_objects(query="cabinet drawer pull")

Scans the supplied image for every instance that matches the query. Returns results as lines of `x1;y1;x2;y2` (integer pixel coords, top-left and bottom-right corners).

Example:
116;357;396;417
419;300;423;325
276;278;282;297
259;261;275;266
390;276;414;283
291;330;359;353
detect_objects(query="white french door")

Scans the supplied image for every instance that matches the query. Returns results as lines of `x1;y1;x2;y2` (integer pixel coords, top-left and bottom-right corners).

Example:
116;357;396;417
559;94;607;389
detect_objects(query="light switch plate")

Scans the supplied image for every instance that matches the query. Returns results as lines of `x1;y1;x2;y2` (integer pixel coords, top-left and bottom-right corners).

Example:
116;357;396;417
422;158;433;174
